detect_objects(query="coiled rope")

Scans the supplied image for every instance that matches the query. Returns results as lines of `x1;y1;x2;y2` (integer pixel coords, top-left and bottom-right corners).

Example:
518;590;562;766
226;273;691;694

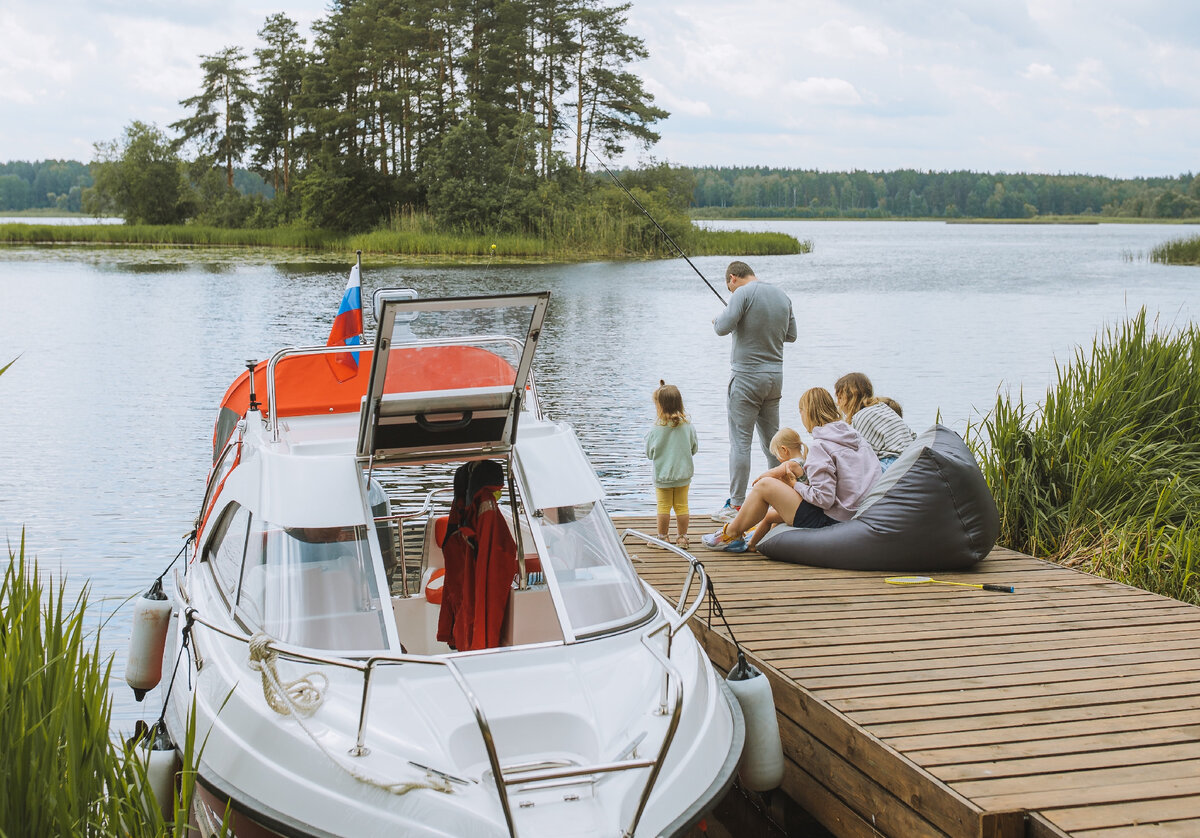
246;632;453;796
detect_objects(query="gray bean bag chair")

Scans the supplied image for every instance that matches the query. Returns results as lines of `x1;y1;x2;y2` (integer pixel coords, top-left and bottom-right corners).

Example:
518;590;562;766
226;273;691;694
756;425;999;571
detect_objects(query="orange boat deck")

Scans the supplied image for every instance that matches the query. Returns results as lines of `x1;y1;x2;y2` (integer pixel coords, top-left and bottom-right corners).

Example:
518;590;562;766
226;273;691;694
615;514;1200;838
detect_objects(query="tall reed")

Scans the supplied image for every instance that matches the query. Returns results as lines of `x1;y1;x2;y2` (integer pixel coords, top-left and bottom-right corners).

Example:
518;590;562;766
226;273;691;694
0;536;207;836
1150;234;1200;265
967;310;1200;603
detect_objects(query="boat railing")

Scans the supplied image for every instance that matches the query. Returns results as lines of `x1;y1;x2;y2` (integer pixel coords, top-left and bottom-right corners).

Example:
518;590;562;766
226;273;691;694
263;336;541;443
373;486;453;597
182;600;686;838
621;530;710;713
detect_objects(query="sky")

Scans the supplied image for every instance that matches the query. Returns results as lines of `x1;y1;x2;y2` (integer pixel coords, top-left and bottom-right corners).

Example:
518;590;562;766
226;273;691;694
2;0;1199;177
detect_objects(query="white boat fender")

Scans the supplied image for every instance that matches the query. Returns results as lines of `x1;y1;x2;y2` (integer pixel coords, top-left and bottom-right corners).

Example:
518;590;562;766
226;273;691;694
725;651;784;792
144;720;180;821
125;577;172;701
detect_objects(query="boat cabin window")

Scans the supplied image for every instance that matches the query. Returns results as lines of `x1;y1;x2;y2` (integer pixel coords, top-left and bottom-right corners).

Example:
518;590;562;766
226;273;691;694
204;502;250;601
536;501;650;637
236;520;389;651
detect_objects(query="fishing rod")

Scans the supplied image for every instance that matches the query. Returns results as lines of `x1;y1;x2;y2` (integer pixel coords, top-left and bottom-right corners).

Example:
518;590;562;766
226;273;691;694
571;130;726;306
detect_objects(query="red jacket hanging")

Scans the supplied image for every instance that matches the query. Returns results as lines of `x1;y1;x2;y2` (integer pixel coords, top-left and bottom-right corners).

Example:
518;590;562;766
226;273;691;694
468;487;517;651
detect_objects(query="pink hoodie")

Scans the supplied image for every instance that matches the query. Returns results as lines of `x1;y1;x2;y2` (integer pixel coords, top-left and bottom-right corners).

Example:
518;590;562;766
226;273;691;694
796;421;881;521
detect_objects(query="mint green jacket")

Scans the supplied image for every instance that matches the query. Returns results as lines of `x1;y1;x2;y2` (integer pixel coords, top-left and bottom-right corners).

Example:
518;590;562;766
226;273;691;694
645;422;698;488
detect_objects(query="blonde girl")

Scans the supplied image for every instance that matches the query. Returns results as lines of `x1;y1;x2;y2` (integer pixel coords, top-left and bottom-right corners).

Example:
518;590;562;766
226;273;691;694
704;387;881;552
645;381;699;549
744;428;808;550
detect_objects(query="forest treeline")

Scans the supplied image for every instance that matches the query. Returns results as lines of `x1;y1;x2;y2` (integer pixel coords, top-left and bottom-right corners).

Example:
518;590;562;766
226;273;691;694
692;167;1200;219
8;157;1200;225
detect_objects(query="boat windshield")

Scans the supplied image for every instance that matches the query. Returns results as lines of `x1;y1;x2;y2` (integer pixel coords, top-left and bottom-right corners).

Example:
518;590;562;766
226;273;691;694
536;501;650;637
237;521;389;651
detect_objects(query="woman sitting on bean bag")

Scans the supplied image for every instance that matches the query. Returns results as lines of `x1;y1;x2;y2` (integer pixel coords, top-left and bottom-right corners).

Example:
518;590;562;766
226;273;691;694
703;387;881;552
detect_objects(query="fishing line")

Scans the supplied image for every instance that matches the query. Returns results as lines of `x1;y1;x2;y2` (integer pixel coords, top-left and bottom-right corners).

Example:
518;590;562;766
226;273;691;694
561;119;727;305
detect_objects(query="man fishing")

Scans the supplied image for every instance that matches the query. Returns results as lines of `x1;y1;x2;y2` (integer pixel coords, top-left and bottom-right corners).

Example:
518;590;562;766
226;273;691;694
711;261;798;523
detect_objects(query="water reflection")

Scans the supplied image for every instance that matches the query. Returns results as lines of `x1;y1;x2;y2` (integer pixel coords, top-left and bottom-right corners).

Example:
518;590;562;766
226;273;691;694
0;220;1197;730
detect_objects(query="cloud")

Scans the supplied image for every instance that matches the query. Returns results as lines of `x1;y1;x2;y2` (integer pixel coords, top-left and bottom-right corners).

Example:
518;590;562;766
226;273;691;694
781;77;863;106
1022;62;1057;81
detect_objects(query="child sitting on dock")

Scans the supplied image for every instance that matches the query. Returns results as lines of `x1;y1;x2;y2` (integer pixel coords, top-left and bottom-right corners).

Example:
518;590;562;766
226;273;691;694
835;372;916;471
744;428;808;552
703;388;880;552
645;380;699;550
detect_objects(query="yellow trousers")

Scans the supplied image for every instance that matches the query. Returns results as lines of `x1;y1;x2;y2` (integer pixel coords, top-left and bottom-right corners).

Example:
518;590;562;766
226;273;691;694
655;485;690;516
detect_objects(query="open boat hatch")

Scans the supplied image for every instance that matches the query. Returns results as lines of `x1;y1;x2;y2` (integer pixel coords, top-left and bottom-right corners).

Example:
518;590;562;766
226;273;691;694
356;293;549;464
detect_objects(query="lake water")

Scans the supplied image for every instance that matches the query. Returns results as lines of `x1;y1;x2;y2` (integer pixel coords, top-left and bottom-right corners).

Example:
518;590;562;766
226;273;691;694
0;215;124;225
1;220;1197;730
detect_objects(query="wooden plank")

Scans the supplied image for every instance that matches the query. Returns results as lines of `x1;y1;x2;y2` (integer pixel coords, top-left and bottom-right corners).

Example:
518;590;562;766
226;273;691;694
771;627;1200;671
886;708;1200;751
1071;820;1200;837
778;710;952;838
780;758;917;838
869;695;1200;739
1049;796;1200;832
931;742;1200;783
844;681;1200;725
825;668;1200;709
813;657;1200;701
948;758;1200;800
970;774;1200;814
909;725;1200;766
796;647;1200;688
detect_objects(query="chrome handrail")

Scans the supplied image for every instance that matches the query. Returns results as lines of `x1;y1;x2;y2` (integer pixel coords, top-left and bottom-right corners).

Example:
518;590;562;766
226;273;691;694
620;530;710;634
183;603;686;838
373;486;454;597
627;621;684;838
263;336;542;443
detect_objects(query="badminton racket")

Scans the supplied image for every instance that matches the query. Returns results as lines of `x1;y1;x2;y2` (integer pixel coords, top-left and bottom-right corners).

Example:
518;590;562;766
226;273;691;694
886;575;1014;593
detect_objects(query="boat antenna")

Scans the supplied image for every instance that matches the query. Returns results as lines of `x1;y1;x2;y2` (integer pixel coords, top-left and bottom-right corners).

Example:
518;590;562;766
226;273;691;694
588;153;727;306
246;360;260;412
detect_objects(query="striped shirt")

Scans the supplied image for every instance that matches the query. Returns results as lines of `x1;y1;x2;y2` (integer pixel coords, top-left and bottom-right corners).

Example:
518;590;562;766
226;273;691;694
851;402;916;459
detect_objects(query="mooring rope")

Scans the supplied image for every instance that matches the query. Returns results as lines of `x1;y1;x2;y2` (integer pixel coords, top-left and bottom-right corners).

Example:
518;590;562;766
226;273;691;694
245;632;453;796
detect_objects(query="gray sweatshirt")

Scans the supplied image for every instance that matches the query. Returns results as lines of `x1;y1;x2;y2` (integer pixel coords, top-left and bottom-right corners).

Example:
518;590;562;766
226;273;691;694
712;281;797;374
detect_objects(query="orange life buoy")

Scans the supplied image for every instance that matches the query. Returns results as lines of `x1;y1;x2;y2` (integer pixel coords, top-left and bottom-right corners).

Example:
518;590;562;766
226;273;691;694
425;568;446;604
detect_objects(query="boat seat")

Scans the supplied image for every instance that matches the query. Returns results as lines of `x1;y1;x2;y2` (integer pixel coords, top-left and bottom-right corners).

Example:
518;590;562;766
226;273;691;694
421;514;450;572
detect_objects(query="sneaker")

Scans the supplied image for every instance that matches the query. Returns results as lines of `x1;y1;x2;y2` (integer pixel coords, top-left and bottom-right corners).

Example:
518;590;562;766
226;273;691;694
710;498;741;523
702;527;748;553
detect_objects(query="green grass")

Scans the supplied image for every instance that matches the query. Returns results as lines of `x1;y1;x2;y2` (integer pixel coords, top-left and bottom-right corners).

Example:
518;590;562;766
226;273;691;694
1150;234;1200;265
0;211;809;261
0;530;210;836
967;310;1200;604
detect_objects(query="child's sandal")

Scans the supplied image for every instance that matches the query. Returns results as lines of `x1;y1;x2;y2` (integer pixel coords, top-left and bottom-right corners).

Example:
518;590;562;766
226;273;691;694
676;535;691;551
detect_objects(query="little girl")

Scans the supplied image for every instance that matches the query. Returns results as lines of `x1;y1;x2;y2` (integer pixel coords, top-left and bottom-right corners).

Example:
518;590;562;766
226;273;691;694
704;387;880;552
745;428;807;551
645;381;699;549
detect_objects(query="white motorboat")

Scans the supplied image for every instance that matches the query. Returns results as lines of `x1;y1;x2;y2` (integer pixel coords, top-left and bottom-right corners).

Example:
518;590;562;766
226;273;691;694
154;289;744;837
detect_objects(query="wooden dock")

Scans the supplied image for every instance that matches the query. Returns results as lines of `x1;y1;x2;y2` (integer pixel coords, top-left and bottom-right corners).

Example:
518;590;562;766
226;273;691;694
614;515;1200;838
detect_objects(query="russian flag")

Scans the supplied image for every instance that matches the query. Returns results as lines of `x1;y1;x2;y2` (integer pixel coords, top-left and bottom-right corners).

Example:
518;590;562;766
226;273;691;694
326;262;363;382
